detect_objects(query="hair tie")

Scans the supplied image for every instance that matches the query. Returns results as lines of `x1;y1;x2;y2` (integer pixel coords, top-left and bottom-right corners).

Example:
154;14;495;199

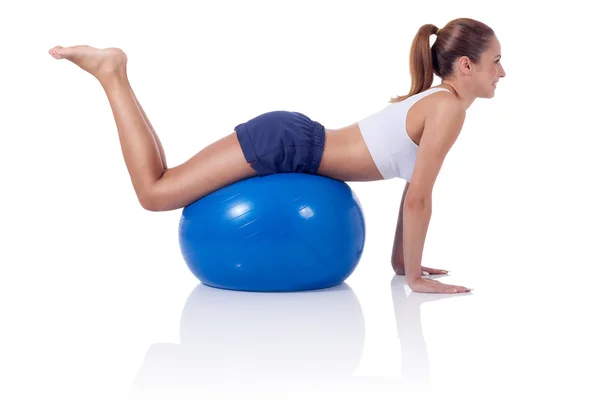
436;28;441;34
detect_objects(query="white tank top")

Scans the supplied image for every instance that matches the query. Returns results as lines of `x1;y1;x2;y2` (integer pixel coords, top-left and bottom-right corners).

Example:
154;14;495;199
357;87;452;181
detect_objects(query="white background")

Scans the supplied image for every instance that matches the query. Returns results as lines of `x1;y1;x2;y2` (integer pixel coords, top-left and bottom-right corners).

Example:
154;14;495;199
1;0;599;399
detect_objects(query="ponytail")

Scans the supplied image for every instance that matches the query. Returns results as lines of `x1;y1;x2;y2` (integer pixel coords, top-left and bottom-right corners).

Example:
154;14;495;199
390;24;439;103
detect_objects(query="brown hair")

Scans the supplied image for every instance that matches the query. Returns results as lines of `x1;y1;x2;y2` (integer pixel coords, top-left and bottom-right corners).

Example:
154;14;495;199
390;18;495;103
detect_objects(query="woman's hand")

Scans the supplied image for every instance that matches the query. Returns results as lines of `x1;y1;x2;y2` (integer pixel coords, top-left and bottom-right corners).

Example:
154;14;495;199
393;263;472;294
393;264;448;276
408;276;472;294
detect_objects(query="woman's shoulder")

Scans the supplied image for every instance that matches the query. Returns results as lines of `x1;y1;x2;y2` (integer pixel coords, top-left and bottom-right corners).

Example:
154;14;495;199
426;86;463;114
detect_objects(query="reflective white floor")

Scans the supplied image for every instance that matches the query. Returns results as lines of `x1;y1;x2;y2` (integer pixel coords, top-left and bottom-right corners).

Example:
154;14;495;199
3;235;597;400
127;272;600;400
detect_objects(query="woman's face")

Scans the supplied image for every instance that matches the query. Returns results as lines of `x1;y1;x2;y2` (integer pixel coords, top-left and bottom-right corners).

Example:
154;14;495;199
473;35;506;98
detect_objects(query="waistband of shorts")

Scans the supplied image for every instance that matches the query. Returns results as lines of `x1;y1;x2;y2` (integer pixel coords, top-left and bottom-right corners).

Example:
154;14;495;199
305;121;325;174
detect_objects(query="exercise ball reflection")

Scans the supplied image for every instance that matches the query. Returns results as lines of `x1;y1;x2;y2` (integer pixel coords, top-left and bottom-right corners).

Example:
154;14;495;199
178;173;366;292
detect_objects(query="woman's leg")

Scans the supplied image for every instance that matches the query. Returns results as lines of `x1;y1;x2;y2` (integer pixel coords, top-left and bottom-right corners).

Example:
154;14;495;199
129;85;168;171
49;45;257;211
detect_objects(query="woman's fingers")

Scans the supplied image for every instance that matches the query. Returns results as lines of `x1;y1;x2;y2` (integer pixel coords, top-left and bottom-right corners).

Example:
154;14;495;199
432;280;472;293
422;266;449;275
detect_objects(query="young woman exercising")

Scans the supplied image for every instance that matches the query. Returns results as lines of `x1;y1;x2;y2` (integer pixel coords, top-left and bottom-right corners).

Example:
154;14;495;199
48;17;505;294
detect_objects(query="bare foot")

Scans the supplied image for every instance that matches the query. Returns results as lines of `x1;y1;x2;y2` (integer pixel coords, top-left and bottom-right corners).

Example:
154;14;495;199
48;45;127;81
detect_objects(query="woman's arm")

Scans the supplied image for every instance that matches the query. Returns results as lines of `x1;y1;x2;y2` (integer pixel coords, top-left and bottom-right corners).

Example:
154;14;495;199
402;197;433;283
397;97;471;293
392;182;449;276
391;182;410;270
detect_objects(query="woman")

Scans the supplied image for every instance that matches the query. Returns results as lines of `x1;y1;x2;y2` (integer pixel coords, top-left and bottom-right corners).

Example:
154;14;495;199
48;17;505;294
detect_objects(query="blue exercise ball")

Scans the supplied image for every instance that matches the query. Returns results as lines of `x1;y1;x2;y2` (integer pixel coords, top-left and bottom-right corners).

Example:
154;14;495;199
178;173;366;292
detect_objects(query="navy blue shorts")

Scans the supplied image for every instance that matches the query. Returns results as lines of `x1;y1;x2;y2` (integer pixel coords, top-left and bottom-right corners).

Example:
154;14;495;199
234;111;325;177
